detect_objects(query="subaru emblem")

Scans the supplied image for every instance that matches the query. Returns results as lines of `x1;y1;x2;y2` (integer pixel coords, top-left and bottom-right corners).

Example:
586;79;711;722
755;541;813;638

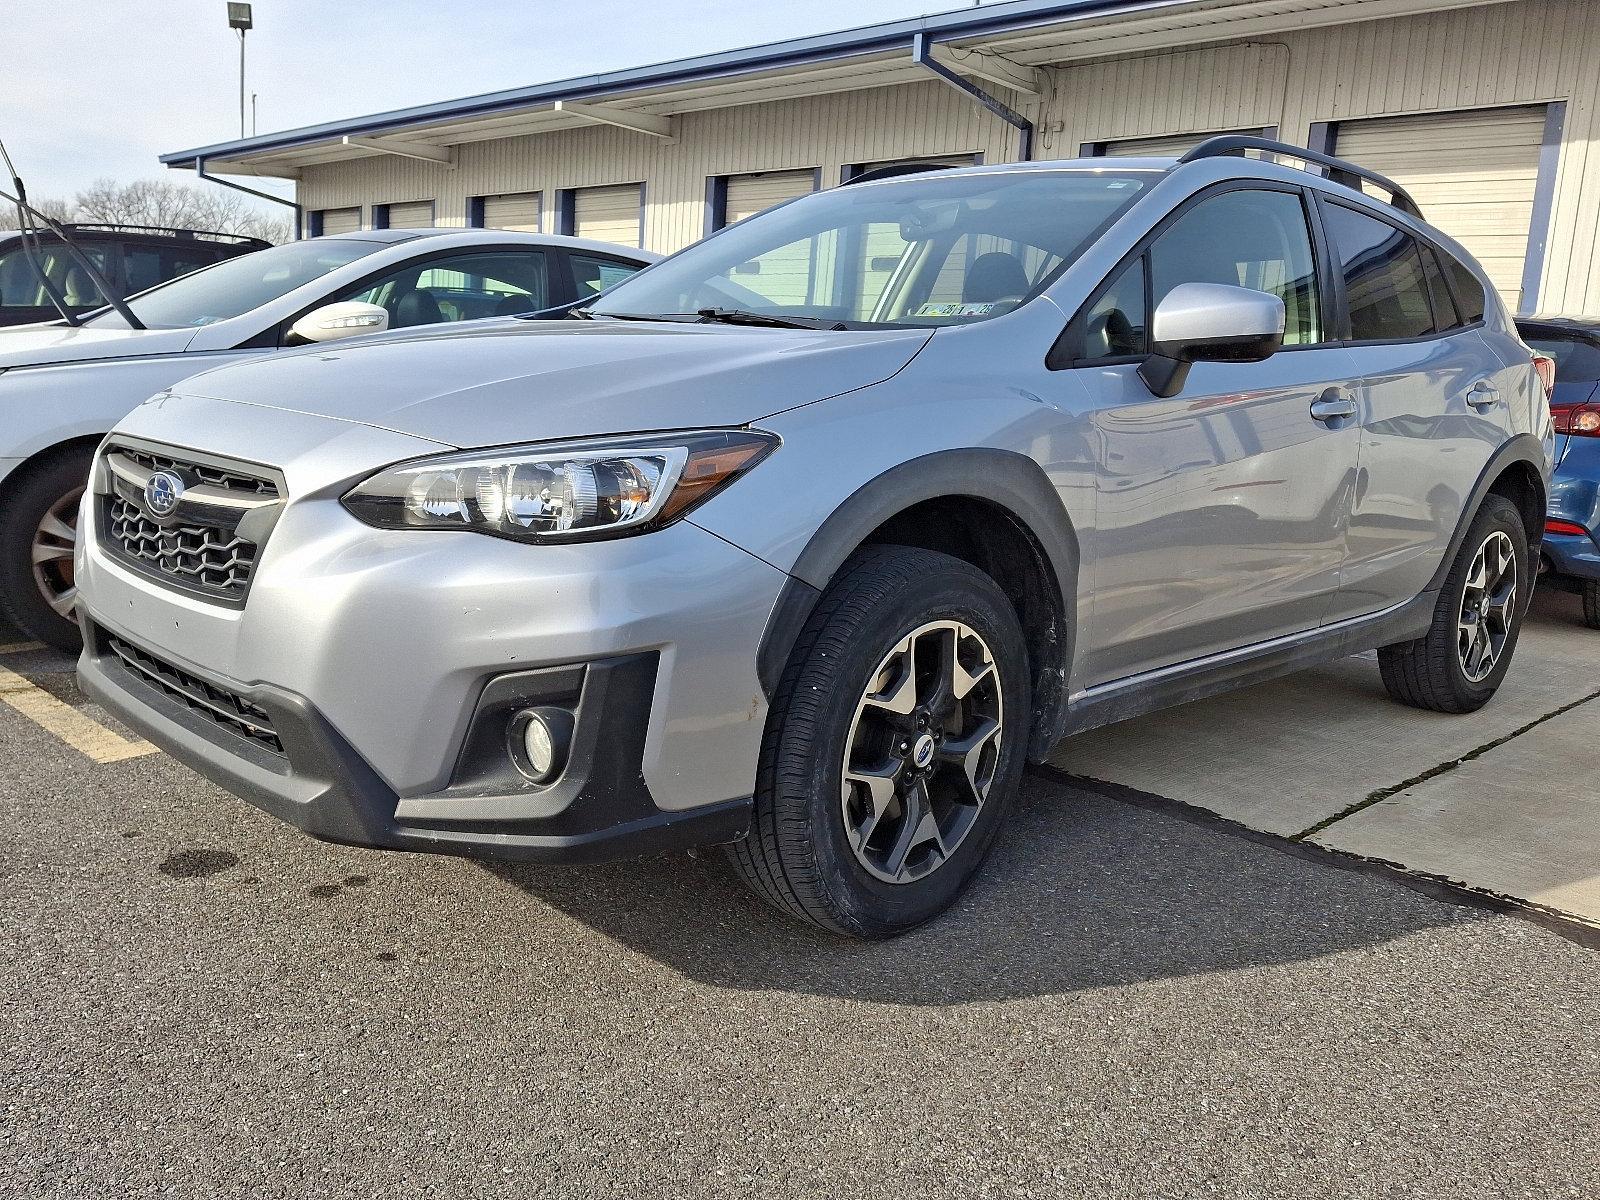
143;470;185;518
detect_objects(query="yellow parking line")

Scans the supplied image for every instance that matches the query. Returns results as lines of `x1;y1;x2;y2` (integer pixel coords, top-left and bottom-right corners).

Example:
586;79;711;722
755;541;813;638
0;640;45;655
0;664;157;763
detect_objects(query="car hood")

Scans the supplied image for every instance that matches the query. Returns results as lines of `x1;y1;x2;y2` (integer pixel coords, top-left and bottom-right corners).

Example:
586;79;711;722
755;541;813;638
171;319;933;448
0;323;198;369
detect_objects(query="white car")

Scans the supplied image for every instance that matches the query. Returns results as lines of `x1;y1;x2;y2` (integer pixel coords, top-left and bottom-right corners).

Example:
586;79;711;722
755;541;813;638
0;228;656;647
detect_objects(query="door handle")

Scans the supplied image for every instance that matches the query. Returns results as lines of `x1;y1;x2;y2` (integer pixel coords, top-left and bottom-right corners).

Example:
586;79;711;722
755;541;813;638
1310;389;1358;424
1467;381;1501;411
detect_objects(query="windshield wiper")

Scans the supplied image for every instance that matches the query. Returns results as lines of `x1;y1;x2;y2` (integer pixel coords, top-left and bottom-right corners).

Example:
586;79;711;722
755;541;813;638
584;311;682;323
694;307;849;331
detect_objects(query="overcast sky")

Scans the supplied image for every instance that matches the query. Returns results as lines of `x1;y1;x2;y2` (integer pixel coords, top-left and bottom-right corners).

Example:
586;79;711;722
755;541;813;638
2;0;966;211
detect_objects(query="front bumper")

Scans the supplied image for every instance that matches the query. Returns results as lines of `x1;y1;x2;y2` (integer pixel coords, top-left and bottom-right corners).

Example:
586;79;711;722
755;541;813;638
73;414;794;861
78;620;750;861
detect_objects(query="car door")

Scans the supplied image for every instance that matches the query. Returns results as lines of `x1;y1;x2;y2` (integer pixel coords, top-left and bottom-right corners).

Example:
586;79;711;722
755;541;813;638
1313;199;1513;621
1065;184;1364;686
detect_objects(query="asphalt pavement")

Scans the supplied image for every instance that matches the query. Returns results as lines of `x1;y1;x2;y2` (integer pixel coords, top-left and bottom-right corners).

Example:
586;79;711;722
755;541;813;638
1;629;1597;1198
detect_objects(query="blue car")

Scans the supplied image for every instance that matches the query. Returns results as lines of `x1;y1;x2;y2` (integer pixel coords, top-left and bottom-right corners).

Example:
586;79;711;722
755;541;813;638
1517;317;1600;628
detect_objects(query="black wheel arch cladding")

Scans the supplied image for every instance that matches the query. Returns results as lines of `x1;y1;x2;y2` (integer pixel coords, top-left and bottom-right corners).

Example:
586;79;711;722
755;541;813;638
754;447;1079;762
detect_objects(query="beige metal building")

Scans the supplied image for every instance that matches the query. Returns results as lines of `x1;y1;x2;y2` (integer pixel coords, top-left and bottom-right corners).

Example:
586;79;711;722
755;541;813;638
164;0;1600;314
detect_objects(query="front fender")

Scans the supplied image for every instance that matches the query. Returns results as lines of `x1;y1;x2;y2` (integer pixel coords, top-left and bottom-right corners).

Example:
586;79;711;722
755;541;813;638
720;446;1081;761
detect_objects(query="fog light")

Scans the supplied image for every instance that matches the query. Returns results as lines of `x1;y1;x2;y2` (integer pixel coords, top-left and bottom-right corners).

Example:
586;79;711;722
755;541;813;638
508;707;573;784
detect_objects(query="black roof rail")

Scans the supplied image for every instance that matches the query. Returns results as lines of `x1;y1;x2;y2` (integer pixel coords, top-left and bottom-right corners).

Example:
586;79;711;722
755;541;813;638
49;223;270;247
842;160;962;186
1177;135;1424;221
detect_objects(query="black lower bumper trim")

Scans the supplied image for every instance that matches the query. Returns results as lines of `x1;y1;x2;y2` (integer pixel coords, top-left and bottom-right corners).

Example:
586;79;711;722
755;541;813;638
77;620;751;864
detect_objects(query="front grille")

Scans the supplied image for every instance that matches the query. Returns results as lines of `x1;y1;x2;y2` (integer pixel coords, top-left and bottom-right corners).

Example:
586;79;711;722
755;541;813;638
103;631;285;757
116;446;278;496
97;443;282;605
104;496;259;592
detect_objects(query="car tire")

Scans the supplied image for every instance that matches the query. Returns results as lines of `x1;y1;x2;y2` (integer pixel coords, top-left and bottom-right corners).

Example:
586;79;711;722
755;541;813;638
1583;579;1600;631
1379;495;1528;714
726;545;1030;939
0;445;94;653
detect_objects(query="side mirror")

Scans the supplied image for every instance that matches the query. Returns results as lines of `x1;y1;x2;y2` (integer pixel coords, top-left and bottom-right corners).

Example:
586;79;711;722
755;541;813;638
286;301;389;346
1137;282;1285;398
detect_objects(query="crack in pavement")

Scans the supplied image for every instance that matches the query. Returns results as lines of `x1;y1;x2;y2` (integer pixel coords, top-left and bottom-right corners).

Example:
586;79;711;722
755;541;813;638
1030;763;1600;952
1290;686;1600;842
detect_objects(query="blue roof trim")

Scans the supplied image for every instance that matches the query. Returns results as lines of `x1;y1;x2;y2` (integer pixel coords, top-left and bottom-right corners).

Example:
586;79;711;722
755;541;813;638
162;0;1180;166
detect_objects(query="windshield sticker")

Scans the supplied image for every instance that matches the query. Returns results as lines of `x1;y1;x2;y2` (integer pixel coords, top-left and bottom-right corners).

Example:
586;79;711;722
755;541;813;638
914;302;998;318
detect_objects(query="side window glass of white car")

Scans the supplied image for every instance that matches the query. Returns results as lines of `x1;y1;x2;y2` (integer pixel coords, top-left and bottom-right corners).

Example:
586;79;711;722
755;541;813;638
341;251;551;327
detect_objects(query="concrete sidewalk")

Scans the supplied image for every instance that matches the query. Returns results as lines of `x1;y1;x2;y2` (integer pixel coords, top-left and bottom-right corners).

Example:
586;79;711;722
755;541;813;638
1051;589;1600;933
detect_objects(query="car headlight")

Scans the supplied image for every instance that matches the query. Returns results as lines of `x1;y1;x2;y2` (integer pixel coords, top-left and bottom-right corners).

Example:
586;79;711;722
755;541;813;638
342;429;778;543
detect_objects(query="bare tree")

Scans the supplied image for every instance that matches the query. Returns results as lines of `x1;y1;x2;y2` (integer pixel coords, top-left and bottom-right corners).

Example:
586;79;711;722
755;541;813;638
0;195;76;231
73;178;291;243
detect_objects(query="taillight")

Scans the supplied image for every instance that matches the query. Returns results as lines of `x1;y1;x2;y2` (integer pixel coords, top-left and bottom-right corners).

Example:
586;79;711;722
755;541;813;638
1552;404;1600;437
1533;353;1556;400
1546;518;1590;537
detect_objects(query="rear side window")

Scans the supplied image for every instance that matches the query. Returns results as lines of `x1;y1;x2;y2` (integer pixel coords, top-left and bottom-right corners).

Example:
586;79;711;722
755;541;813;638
569;252;644;300
1323;203;1436;341
1443;253;1487;323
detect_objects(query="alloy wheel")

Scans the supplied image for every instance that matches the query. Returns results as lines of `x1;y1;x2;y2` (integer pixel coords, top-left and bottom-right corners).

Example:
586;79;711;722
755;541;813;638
1457;529;1517;683
31;485;83;619
840;620;1004;885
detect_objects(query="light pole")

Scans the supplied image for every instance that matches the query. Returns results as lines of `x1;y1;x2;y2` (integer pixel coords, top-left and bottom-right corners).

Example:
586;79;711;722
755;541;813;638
227;3;253;139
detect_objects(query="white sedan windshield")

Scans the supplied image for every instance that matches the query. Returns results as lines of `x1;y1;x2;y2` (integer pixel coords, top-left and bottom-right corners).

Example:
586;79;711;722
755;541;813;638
593;168;1152;328
91;239;382;329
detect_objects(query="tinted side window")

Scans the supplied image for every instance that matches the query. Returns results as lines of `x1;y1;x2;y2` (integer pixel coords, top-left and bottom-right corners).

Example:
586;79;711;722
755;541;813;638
1444;253;1486;323
1150;189;1323;346
124;247;165;294
343;250;550;326
1324;204;1436;341
569;252;645;300
1421;247;1459;331
1081;256;1146;358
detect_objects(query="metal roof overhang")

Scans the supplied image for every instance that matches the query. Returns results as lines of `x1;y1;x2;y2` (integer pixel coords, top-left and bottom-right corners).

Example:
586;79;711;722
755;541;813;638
162;0;1511;178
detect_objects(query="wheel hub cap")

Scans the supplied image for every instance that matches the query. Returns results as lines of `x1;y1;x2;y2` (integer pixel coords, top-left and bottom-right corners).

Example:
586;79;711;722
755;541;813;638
31;485;84;620
1457;529;1517;684
839;620;1004;885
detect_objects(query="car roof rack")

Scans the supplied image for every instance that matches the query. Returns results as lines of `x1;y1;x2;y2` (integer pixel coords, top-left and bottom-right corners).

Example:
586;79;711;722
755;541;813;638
1177;135;1424;221
842;161;961;186
48;223;271;247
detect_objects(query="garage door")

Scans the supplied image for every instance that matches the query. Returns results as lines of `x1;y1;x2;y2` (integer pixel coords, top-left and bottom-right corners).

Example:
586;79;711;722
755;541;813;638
1333;106;1546;307
573;184;643;248
725;170;816;225
317;207;361;235
482;192;542;232
383;200;435;229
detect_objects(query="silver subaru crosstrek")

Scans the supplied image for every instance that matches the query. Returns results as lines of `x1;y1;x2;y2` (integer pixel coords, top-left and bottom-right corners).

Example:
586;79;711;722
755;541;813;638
75;139;1552;937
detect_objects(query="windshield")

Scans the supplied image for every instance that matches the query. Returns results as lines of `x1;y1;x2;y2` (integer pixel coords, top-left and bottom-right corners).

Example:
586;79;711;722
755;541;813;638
593;168;1152;329
1523;334;1600;384
89;238;383;329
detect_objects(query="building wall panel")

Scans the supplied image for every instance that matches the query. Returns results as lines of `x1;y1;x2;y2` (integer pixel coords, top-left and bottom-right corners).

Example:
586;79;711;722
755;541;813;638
296;0;1600;310
298;78;1024;255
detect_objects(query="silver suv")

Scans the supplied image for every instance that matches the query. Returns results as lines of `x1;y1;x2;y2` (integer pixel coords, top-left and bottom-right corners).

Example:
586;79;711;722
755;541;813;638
75;140;1552;938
